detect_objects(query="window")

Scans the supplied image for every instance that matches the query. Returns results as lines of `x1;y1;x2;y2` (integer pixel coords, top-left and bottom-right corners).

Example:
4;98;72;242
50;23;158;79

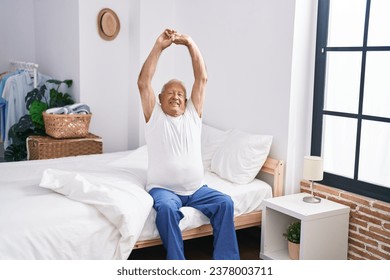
312;0;390;203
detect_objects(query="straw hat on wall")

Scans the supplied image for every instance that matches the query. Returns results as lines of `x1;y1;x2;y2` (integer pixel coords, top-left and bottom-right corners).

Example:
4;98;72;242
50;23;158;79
97;8;120;41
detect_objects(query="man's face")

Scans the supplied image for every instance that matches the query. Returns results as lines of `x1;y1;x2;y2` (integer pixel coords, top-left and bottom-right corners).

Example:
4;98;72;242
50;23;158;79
159;81;187;117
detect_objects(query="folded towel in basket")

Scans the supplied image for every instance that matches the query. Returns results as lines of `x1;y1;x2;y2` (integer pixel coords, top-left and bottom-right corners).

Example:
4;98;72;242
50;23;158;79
46;103;91;115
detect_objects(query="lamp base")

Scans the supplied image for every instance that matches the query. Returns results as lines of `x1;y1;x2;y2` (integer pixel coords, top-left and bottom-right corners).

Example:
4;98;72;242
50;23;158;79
303;195;321;203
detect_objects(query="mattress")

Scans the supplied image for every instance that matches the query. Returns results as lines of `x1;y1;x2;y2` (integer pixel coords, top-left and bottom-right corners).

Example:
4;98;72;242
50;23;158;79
0;145;272;259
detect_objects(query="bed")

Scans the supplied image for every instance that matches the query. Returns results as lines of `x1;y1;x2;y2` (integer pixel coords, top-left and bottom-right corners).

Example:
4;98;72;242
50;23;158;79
0;124;284;259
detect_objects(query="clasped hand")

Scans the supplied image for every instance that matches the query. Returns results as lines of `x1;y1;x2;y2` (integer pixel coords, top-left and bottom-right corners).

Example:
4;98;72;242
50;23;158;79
157;28;190;49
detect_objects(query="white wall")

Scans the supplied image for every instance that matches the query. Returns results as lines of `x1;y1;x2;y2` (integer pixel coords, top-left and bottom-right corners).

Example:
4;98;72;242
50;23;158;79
78;0;133;152
1;0;136;153
135;0;300;189
1;0;319;193
137;0;296;161
174;0;296;162
286;0;318;194
0;0;35;71
148;0;318;193
0;0;79;99
127;0;142;149
34;0;80;101
137;0;176;145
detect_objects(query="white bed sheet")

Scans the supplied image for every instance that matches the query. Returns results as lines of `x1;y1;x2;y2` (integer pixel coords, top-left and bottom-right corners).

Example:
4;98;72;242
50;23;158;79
138;167;272;241
0;145;272;259
103;145;273;241
0;150;146;260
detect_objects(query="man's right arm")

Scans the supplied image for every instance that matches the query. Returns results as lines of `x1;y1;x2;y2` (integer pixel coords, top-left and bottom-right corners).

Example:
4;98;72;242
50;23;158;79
137;29;174;122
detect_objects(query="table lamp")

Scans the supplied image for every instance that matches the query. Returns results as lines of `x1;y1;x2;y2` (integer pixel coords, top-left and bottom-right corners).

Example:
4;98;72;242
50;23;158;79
303;156;323;203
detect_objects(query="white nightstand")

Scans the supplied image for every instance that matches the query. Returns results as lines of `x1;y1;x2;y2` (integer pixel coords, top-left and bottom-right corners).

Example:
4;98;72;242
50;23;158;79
260;193;350;260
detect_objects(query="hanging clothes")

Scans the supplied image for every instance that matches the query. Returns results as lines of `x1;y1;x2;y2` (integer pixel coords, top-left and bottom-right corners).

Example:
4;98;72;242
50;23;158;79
0;70;22;141
2;71;51;148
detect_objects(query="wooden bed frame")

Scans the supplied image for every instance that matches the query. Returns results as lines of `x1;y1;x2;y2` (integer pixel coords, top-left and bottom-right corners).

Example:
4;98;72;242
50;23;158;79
133;157;285;249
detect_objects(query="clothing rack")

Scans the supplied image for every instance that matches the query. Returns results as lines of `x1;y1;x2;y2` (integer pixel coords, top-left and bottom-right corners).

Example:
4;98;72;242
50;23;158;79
10;61;39;88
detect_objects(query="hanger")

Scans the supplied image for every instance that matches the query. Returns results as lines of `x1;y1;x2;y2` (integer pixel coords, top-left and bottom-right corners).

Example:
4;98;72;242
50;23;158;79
10;61;39;88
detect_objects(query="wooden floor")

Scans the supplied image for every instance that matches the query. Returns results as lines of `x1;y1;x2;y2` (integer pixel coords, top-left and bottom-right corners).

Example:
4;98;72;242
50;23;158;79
128;226;261;260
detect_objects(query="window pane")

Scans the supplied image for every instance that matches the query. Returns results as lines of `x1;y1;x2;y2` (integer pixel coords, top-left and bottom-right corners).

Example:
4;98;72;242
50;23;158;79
324;52;361;113
322;115;357;178
367;0;390;46
359;120;390;187
328;0;366;47
363;51;390;118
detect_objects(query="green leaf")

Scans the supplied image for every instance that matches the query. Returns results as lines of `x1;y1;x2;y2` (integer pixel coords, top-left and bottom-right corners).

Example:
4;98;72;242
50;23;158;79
7;115;35;146
49;89;74;108
39;84;46;99
63;79;73;87
12;115;34;132
25;88;38;110
45;79;74;107
283;221;301;244
46;79;62;85
29;101;48;129
46;79;73;88
25;84;47;110
4;144;27;162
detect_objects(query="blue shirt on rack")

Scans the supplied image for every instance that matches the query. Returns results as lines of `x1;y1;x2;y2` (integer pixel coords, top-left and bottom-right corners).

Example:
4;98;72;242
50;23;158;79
0;71;21;141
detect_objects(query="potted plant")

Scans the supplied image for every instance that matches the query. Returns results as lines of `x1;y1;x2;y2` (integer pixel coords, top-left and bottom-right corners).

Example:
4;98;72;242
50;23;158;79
4;79;74;161
283;220;301;260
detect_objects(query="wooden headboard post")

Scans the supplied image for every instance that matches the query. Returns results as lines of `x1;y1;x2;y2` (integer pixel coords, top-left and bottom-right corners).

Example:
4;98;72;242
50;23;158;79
260;157;285;197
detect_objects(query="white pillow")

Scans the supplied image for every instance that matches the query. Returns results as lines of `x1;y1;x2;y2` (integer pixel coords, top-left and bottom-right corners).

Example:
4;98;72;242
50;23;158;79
201;124;230;170
210;129;272;184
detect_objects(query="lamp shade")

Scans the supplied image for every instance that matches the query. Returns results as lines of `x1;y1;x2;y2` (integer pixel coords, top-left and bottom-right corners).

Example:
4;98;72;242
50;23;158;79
303;156;323;181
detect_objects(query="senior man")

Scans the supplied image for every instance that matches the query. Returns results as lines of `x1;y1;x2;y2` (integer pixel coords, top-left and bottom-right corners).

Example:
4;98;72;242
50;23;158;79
137;29;239;260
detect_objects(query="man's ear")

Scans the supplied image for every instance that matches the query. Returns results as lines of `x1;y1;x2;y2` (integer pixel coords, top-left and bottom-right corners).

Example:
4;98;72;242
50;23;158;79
158;94;162;103
185;98;188;104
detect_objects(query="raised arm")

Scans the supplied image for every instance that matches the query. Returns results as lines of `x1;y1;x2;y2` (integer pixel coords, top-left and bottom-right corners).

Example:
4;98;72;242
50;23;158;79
137;29;175;122
173;34;208;117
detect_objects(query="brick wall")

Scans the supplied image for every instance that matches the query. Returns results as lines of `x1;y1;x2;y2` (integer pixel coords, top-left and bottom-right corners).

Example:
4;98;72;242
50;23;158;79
300;180;390;260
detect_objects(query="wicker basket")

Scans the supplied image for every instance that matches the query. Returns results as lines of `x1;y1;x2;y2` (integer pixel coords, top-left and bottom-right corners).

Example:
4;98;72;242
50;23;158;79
42;112;92;139
27;133;102;160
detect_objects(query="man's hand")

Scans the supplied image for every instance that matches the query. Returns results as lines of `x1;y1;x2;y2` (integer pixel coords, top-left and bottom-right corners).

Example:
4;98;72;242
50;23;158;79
138;29;175;123
156;29;176;50
171;31;207;118
172;33;192;47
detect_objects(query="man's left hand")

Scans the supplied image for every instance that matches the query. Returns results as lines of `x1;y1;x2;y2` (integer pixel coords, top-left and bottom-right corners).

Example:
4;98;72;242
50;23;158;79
172;32;192;47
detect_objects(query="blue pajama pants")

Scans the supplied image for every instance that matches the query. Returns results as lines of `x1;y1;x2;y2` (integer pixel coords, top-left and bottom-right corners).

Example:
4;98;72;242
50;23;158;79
149;185;240;260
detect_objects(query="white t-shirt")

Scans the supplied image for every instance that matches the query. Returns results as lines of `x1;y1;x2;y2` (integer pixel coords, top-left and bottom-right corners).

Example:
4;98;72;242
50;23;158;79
145;100;204;195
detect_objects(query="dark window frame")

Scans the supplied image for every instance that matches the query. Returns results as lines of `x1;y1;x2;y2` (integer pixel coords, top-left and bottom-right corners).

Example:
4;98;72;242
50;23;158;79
312;0;390;203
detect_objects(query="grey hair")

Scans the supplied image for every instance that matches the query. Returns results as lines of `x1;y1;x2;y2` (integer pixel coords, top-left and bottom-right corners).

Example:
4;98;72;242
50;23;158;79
161;79;187;95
